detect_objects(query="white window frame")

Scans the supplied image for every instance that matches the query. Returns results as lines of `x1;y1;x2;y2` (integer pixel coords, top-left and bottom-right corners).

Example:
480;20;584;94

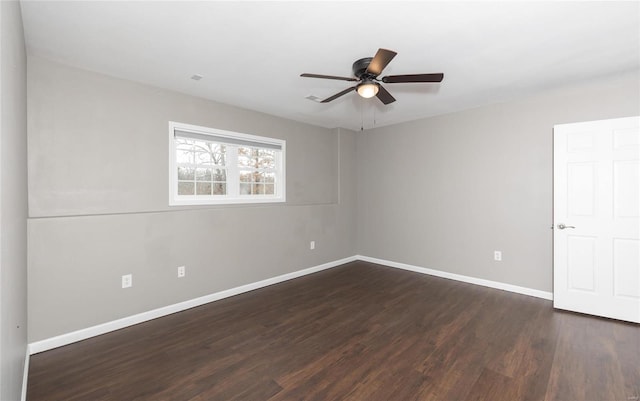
169;121;286;206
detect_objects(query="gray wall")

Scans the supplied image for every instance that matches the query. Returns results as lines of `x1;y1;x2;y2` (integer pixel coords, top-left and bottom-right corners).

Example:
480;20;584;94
357;70;640;293
0;1;28;399
28;57;357;342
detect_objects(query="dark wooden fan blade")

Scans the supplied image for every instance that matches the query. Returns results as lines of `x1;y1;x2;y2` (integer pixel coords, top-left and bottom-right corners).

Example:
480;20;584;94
382;73;444;83
301;73;358;82
366;48;397;76
321;86;357;103
376;84;396;105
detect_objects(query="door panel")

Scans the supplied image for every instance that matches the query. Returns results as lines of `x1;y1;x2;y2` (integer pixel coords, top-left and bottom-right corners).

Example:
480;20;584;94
567;162;596;216
554;116;640;323
567;235;596;292
613;238;639;298
614;161;639;217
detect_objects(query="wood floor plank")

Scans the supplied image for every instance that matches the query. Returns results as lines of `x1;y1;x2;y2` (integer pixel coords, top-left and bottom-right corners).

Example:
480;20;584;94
27;261;639;401
613;321;640;400
466;368;519;401
544;312;634;401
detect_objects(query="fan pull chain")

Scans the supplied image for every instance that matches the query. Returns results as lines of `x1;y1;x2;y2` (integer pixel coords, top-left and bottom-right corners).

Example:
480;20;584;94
360;97;364;131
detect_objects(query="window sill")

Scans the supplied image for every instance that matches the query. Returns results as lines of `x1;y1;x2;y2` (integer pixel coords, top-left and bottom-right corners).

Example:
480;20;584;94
169;196;286;207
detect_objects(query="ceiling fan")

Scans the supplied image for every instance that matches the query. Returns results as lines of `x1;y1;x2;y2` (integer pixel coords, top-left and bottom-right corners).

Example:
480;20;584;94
300;48;444;105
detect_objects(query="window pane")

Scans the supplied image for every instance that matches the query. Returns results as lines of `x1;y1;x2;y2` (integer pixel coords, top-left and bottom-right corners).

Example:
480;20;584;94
214;151;226;166
178;167;195;180
239;171;251;183
253;183;265;195
264;172;275;184
176;150;194;164
258;150;275;169
212;144;226;165
178;181;195;195
238;171;276;196
195;168;212;181
240;183;251;195
176;139;194;151
237;147;276;169
195;145;224;164
265;184;275;195
196;182;212;195
213;168;227;182
237;147;257;167
253;171;273;183
213;183;226;195
195;151;213;165
192;140;209;151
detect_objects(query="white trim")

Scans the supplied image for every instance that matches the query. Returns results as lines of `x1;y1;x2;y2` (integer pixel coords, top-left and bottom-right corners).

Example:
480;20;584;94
21;348;29;401
28;256;357;354
356;255;554;300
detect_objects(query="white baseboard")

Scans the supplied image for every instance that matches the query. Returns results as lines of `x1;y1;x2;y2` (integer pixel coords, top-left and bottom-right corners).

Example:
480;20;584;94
28;255;357;355
356;255;553;301
21;347;29;401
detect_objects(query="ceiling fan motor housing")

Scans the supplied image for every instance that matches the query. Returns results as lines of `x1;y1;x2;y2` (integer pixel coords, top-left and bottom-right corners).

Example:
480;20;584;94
352;57;374;79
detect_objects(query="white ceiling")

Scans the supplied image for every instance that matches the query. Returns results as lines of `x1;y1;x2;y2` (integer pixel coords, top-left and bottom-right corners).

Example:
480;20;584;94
20;1;640;131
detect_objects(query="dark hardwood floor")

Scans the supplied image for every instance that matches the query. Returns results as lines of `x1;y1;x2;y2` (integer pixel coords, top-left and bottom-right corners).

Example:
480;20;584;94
28;261;639;401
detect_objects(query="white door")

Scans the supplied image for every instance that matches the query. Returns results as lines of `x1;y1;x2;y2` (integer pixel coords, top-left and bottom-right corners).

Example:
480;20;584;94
553;116;640;323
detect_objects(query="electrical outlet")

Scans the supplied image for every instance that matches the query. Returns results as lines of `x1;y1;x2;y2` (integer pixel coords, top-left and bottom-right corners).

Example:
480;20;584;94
494;251;502;261
310;241;315;250
122;274;132;288
177;265;186;278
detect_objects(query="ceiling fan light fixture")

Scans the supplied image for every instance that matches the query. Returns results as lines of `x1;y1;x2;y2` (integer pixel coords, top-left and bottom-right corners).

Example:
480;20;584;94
357;81;379;98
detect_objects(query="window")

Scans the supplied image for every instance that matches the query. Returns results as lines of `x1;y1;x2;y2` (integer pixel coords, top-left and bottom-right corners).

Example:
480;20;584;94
169;122;285;205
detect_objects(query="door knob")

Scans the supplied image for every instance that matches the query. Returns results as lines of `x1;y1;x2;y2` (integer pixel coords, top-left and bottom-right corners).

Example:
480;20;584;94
557;223;576;230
